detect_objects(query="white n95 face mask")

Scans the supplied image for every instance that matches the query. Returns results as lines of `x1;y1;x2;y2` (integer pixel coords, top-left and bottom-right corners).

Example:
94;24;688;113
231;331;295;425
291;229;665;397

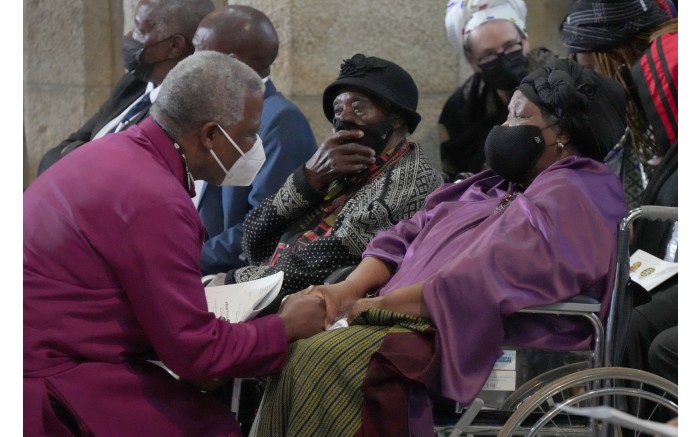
210;125;266;186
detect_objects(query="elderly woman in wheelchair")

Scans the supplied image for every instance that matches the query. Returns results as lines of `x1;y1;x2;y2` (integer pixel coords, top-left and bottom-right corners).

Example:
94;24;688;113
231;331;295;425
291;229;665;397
250;58;632;436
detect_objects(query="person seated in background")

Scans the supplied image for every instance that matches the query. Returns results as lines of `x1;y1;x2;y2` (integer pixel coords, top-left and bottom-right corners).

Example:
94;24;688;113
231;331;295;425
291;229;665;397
23;52;326;437
560;0;677;208
620;28;678;385
251;58;630;436
439;0;556;181
561;0;679;385
192;5;318;275
37;0;216;175
213;53;443;317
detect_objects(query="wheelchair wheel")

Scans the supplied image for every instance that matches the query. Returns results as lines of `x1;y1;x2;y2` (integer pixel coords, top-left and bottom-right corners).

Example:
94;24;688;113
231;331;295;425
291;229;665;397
498;367;678;436
500;362;589;410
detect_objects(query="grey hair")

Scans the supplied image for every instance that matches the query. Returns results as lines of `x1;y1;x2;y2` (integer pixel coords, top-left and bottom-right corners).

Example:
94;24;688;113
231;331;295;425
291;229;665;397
150;0;215;41
151;51;264;138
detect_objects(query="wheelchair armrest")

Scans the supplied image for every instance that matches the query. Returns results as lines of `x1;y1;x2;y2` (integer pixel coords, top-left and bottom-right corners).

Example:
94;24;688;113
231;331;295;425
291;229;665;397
324;265;358;285
519;295;601;314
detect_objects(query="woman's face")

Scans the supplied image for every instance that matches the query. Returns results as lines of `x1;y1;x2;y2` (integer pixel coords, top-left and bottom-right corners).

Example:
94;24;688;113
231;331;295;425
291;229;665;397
504;90;569;178
332;89;389;127
504;90;558;140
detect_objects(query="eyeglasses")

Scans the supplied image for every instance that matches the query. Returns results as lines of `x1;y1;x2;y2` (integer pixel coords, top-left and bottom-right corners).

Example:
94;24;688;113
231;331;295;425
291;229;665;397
478;41;523;67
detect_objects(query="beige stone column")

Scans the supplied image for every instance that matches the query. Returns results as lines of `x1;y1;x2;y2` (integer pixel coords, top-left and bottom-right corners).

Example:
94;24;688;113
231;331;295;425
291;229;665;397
24;0;124;183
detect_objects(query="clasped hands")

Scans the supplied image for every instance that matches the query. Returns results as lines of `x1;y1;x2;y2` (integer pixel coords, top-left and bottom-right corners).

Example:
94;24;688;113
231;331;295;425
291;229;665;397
293;282;382;330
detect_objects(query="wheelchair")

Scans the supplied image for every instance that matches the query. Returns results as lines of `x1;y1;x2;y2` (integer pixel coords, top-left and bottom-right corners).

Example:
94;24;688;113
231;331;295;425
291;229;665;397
433;206;679;437
219;206;678;436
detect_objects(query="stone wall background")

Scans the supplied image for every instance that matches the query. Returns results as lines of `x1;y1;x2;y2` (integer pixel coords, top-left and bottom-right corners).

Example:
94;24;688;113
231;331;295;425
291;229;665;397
24;0;572;186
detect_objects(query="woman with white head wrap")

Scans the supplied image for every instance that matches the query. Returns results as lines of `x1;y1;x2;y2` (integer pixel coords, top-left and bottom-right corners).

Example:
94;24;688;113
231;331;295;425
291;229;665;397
439;0;556;180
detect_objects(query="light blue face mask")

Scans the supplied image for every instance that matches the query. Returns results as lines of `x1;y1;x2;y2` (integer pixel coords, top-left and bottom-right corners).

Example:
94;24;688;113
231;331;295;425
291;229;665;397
209;124;266;186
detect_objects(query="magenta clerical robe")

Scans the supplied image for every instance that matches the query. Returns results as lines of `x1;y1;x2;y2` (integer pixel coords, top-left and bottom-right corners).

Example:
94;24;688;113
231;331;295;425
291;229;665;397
364;156;628;404
24;118;288;436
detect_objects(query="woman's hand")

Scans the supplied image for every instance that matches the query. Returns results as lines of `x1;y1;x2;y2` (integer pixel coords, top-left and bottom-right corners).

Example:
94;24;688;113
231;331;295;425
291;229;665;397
348;296;385;322
303;130;375;192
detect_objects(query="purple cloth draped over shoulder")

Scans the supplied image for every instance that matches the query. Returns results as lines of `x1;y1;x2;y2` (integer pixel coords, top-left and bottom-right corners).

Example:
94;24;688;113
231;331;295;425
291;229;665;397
363;156;627;404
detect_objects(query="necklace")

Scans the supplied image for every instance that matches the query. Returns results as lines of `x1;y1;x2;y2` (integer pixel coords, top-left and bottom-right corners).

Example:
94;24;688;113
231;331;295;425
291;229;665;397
152;118;195;195
494;193;517;213
494;184;518;213
173;142;195;194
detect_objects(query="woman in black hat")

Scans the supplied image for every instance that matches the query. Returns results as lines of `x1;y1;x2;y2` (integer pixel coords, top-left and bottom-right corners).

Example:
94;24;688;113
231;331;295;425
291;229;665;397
251;58;629;437
219;53;442;317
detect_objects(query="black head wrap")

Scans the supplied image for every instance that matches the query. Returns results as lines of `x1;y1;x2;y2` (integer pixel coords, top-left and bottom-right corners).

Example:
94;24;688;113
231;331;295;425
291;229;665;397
518;58;627;161
561;0;672;53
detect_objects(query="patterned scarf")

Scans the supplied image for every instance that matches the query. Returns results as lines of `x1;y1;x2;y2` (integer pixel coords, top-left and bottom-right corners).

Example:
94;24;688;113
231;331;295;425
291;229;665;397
268;140;410;266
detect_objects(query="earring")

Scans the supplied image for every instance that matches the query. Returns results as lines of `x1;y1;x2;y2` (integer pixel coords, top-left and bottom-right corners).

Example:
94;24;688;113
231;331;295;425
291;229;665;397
557;141;564;150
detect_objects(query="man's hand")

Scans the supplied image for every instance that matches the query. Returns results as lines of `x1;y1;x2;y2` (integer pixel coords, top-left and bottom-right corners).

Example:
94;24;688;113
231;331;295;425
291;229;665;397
302;282;361;329
277;293;326;342
304;129;375;192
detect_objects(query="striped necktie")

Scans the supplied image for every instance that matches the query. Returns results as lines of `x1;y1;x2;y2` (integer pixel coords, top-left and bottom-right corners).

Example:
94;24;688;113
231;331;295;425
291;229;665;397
109;91;152;133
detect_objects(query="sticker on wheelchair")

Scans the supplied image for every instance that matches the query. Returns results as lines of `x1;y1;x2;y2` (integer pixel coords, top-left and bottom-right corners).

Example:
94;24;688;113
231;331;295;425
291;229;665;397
483;350;517;391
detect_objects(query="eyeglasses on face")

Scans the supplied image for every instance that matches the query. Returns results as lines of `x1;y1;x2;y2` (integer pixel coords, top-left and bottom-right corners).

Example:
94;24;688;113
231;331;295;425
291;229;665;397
478;41;523;66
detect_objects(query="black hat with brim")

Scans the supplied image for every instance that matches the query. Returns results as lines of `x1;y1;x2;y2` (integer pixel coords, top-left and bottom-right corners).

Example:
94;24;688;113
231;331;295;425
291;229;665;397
322;54;421;134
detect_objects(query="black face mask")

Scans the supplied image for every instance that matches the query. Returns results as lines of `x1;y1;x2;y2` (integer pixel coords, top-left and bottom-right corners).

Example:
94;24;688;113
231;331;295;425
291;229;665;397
333;118;394;155
480;50;529;91
122;35;154;82
484;124;547;185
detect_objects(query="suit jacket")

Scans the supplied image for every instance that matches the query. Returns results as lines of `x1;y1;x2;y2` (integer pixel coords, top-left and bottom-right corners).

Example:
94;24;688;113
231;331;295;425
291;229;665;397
37;72;149;175
198;79;318;275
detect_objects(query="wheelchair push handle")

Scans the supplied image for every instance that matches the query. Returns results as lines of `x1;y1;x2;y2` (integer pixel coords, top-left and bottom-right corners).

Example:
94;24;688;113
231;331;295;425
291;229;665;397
619;206;677;233
637;205;678;222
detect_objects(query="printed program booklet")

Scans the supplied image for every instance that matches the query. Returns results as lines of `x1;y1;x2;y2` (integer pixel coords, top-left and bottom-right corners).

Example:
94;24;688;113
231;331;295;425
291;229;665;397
629;249;678;292
148;271;285;379
204;271;284;322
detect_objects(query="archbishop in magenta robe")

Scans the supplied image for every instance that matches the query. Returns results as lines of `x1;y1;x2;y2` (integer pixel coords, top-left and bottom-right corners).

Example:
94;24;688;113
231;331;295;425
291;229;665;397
24;118;288;436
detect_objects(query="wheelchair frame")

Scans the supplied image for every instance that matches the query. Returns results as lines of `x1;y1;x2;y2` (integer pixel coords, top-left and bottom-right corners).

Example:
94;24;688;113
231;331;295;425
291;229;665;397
436;206;679;437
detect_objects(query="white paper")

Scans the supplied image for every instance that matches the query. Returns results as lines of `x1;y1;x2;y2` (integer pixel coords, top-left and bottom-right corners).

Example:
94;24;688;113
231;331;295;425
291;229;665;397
147;272;284;380
327;317;349;330
204;271;284;322
557;405;678;437
629;249;678;292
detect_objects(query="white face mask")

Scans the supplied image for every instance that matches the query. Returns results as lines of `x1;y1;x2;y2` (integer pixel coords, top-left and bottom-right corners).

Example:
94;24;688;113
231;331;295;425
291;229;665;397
209;124;266;186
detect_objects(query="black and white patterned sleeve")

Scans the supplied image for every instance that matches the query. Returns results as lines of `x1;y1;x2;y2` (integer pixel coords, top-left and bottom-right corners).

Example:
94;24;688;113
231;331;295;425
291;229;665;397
241;166;325;266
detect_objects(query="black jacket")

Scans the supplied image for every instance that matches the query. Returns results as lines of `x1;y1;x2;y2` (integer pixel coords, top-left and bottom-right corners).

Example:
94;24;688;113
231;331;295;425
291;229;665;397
37;72;148;175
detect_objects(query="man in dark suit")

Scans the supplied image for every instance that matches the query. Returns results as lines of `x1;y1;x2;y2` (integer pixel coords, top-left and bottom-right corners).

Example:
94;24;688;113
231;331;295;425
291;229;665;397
192;5;318;275
37;0;215;175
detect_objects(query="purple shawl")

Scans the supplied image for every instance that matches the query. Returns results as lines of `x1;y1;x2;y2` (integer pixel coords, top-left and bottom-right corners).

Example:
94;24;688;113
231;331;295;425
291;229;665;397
363;156;627;404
